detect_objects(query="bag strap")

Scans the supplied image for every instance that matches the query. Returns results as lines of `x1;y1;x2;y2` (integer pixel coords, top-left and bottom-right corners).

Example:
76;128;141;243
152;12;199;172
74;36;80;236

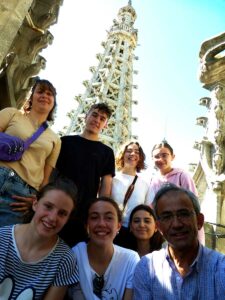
123;175;138;210
24;122;48;149
178;172;183;186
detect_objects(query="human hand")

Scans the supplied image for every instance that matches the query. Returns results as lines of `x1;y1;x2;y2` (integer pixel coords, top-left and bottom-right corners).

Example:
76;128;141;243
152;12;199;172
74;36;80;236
10;194;37;212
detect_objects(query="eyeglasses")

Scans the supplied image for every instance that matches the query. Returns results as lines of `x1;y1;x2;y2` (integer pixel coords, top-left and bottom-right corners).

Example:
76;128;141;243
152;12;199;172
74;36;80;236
153;153;170;159
93;274;104;298
158;210;195;224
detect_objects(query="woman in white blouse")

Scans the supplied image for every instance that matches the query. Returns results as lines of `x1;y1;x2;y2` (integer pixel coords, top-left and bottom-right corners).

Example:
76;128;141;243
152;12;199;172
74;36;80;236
111;141;150;248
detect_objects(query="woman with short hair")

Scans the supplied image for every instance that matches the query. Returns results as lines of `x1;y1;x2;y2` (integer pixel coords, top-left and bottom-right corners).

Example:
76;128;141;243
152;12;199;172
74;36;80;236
0;78;61;226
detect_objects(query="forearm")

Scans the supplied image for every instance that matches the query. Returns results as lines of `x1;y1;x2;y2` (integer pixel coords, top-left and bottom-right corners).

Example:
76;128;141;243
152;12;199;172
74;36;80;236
99;175;112;197
43;286;67;300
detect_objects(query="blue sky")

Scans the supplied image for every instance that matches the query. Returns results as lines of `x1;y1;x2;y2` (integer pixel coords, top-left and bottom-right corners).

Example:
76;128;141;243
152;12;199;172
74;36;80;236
40;0;225;172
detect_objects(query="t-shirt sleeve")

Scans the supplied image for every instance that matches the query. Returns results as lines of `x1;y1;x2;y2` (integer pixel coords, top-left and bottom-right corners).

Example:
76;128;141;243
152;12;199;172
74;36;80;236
145;185;155;206
55;136;67;172
0;107;17;131
102;147;115;177
46;135;61;168
125;251;140;289
53;250;79;286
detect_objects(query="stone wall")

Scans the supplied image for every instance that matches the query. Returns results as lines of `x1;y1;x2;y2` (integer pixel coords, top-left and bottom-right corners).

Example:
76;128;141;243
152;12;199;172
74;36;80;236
0;0;62;108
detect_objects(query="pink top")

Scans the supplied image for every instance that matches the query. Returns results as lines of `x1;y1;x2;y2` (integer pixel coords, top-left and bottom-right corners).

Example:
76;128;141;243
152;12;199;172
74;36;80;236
147;168;205;245
147;168;197;204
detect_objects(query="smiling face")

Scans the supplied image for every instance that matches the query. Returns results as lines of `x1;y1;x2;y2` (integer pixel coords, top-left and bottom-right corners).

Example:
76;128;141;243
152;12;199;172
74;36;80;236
156;190;204;252
130;209;157;241
84;108;108;136
31;83;55;116
152;146;175;175
87;201;121;247
32;189;74;239
123;143;140;170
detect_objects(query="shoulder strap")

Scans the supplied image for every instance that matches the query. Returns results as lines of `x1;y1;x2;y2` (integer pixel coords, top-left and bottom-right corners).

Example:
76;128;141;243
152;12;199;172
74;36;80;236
178;172;183;186
24;122;48;149
123;175;138;210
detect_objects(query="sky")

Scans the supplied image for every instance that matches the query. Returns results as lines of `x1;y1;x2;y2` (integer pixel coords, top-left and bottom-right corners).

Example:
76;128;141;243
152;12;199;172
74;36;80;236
39;0;225;175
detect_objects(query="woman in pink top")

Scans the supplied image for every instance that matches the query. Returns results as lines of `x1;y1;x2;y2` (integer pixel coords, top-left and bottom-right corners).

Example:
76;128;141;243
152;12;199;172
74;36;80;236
147;140;205;244
147;141;197;204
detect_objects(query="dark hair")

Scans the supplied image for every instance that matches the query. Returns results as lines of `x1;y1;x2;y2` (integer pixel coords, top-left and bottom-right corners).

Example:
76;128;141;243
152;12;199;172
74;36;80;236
87;103;112;119
116;141;147;172
152;183;201;217
84;196;122;223
128;204;164;252
24;178;77;223
23;79;57;121
152;140;174;156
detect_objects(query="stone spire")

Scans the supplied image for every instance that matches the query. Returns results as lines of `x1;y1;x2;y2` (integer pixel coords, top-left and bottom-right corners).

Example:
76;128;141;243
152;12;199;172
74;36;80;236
65;3;138;152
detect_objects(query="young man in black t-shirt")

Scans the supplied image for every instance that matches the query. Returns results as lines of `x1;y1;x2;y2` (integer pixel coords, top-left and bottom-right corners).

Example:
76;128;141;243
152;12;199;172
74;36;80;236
56;103;115;246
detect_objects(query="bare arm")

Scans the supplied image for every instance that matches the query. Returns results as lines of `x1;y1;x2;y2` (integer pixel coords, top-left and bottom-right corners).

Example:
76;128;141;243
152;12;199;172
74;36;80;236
123;288;133;300
43;286;67;300
98;174;112;197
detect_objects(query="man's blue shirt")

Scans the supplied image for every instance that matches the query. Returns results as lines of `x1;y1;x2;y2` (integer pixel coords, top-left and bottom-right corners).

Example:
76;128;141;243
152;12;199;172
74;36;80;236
133;245;225;300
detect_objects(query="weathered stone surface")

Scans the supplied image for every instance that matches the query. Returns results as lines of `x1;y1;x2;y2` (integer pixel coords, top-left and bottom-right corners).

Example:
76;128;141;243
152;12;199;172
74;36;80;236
199;32;225;87
195;32;225;253
0;1;33;66
0;0;62;109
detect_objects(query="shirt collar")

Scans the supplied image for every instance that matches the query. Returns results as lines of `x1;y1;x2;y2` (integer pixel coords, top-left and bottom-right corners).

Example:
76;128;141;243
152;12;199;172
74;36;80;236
190;243;203;272
165;243;203;273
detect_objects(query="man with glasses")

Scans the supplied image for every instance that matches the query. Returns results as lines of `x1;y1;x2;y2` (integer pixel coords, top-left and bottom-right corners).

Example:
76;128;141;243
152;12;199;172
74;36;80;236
133;183;225;299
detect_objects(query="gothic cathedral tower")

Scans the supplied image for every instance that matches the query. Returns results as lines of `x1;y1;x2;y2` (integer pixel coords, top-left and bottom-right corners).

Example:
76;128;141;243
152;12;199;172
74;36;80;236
65;1;138;152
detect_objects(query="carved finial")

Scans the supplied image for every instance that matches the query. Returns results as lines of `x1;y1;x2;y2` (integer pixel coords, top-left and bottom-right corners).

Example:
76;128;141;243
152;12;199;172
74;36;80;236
128;0;132;6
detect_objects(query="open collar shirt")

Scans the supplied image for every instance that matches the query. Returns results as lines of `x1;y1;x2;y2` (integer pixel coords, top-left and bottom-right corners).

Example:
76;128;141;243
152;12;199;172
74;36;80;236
133;245;225;300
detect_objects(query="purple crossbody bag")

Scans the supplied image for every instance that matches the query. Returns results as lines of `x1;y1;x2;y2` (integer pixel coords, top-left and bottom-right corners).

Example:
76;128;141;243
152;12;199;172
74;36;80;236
0;122;48;162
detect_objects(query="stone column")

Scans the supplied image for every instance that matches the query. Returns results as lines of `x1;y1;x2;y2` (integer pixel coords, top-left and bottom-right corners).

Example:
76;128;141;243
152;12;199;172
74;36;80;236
0;0;33;66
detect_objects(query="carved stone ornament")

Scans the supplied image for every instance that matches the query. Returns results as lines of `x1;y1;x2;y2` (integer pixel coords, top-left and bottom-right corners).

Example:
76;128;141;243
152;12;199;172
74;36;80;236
213;152;224;175
199;32;225;86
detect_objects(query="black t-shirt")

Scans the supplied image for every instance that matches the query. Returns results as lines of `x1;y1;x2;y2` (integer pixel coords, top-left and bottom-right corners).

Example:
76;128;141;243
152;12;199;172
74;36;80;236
56;135;115;211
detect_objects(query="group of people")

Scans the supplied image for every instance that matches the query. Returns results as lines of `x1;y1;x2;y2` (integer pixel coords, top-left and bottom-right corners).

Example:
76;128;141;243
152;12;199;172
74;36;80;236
0;78;224;299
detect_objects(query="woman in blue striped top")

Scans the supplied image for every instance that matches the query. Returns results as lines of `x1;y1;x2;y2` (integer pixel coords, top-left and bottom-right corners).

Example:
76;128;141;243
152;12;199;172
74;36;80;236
0;178;79;300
